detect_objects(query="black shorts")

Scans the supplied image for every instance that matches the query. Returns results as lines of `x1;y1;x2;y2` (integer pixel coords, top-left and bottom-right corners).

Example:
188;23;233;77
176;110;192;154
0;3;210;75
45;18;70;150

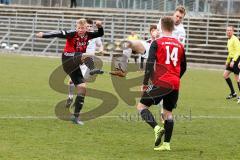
61;52;85;85
226;57;240;74
140;85;179;112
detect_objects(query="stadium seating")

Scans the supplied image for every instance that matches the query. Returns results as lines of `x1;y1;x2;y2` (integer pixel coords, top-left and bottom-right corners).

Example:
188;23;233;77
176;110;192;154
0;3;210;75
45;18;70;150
0;5;239;66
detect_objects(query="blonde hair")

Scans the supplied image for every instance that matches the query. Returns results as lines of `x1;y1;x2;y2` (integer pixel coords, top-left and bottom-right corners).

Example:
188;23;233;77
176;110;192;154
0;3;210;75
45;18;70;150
76;18;87;26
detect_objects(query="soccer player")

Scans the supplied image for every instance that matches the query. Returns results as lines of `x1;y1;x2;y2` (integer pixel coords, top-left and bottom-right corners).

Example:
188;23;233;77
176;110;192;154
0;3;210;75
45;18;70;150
223;26;240;100
110;25;159;77
110;6;186;78
157;5;186;45
140;24;158;70
136;16;186;151
66;18;104;108
157;5;186;124
36;19;104;125
85;19;104;55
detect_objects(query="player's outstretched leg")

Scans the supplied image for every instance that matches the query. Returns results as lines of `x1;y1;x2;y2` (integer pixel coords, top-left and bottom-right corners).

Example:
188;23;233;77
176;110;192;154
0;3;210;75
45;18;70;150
110;68;127;77
83;56;104;75
110;48;131;77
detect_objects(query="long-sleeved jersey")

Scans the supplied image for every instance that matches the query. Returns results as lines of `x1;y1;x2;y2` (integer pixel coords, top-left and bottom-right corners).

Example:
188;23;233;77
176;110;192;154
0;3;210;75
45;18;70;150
143;36;187;90
42;27;104;53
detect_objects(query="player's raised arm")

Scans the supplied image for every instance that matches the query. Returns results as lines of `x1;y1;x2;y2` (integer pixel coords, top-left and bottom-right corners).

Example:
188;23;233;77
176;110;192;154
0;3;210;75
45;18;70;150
36;30;76;39
88;20;104;39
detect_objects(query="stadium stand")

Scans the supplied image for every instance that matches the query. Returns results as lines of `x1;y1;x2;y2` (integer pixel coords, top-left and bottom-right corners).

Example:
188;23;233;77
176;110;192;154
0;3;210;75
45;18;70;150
0;5;240;66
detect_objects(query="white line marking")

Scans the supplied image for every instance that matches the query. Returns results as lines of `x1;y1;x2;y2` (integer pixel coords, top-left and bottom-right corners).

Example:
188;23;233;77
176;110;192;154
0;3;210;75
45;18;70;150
0;115;240;120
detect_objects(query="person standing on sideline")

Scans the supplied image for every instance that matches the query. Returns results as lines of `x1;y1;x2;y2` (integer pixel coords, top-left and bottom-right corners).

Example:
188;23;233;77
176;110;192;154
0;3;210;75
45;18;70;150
70;0;76;8
223;26;240;101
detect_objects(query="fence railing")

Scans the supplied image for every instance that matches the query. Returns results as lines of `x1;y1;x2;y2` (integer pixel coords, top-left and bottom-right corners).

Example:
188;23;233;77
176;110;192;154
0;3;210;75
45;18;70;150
5;0;240;15
1;6;240;65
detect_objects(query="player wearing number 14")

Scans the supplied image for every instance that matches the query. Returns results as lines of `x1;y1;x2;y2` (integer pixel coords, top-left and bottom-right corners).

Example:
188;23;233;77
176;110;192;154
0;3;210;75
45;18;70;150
152;38;185;88
136;16;186;151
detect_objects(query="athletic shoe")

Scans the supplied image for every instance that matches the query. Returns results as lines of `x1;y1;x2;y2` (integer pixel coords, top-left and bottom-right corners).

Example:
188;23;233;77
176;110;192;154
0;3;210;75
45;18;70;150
65;97;73;108
110;68;127;77
154;142;171;151
89;69;104;75
226;93;237;99
237;97;240;104
70;115;84;125
154;125;165;146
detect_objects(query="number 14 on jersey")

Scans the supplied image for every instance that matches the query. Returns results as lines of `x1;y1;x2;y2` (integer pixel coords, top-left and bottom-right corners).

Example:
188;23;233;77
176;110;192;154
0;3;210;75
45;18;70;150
165;46;178;66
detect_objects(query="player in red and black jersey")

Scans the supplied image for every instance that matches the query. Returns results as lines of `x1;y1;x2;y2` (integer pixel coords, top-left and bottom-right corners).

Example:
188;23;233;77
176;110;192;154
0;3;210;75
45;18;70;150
136;16;186;151
36;19;104;125
66;18;104;110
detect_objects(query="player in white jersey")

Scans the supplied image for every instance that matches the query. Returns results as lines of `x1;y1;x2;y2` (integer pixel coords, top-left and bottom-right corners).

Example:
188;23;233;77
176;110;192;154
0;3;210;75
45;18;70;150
157;5;186;45
66;19;104;108
110;25;159;77
110;6;186;77
86;37;103;55
140;25;159;70
157;6;186;123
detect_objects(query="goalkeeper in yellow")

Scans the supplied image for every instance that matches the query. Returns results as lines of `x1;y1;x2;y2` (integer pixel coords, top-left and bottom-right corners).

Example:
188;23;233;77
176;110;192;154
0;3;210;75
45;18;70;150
223;26;240;102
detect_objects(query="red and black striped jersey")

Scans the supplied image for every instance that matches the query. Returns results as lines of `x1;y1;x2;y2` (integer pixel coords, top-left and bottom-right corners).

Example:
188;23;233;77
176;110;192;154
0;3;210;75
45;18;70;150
42;27;104;53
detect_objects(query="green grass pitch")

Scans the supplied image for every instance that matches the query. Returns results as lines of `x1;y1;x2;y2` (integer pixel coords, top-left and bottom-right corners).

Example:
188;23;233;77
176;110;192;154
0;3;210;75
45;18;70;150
0;54;240;160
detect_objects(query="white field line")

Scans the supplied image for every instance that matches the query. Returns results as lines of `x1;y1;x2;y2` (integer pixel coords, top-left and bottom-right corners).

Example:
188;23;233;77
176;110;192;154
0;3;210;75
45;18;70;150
0;115;119;119
0;115;240;120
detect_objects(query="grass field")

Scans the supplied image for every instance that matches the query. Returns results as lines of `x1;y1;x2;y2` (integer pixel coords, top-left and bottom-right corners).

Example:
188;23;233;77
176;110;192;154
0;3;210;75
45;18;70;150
0;54;240;160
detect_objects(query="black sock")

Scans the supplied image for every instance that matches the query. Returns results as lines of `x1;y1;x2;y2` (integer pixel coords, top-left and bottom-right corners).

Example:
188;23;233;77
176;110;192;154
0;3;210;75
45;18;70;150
140;57;144;69
225;78;235;94
74;95;85;118
164;119;174;142
140;109;158;129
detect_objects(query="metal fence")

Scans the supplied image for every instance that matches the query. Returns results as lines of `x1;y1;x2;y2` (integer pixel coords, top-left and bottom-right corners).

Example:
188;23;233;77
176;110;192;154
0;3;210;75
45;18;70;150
1;2;240;65
7;0;240;15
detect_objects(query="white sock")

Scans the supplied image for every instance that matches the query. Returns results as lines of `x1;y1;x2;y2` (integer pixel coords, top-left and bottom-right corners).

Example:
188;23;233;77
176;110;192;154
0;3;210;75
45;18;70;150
68;83;74;99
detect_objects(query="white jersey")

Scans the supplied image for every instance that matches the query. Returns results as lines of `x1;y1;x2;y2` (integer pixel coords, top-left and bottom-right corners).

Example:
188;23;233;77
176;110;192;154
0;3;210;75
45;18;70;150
81;37;103;80
140;40;152;59
157;19;186;45
85;37;103;55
